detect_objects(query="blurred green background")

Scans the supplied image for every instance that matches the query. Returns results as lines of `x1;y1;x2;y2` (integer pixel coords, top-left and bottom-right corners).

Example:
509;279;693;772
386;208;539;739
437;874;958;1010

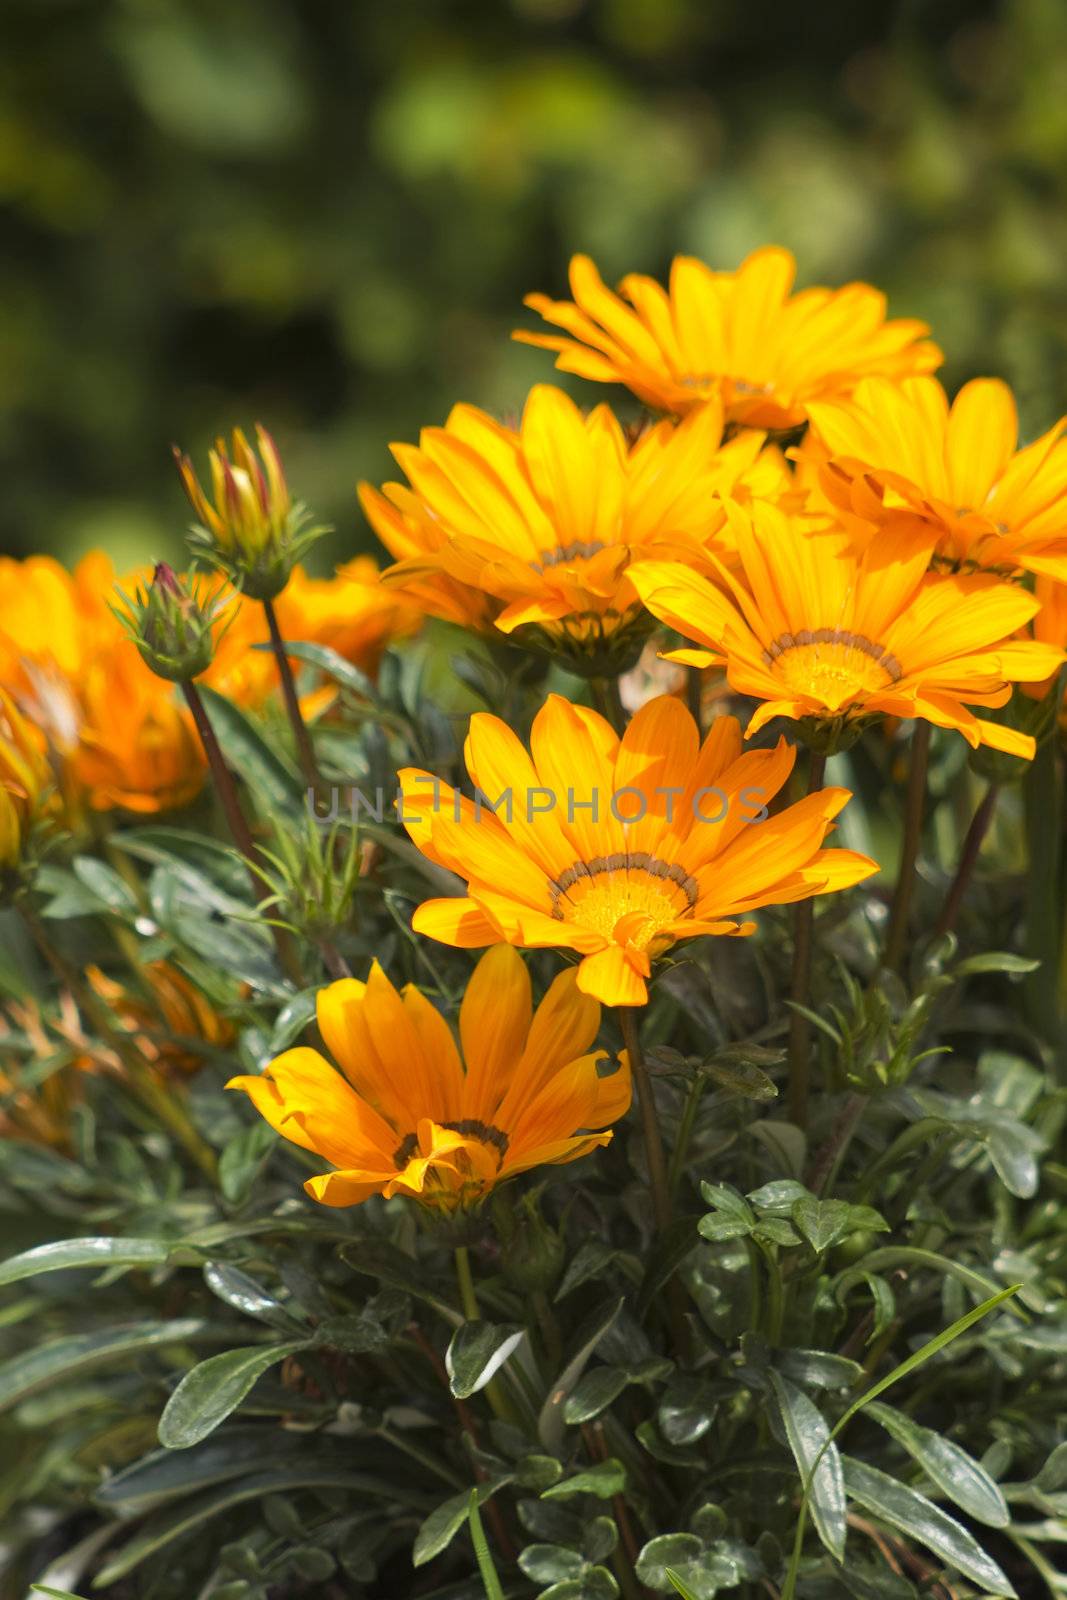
3;0;1067;573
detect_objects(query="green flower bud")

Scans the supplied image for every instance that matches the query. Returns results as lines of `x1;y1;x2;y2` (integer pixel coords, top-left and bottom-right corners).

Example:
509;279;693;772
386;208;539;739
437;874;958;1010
114;564;231;683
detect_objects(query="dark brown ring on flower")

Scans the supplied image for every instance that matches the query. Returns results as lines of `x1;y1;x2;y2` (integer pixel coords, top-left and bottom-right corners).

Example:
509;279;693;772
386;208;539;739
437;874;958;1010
530;538;609;573
548;852;699;918
762;627;902;681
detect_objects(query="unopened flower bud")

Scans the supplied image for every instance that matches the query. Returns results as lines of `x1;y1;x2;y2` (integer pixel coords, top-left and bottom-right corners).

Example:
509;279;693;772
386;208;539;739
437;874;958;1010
175;425;327;600
114;565;230;683
492;1188;566;1294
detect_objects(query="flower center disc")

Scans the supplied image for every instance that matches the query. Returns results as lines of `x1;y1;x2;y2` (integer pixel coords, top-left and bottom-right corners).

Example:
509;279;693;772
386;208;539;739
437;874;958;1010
550;855;696;946
765;630;900;711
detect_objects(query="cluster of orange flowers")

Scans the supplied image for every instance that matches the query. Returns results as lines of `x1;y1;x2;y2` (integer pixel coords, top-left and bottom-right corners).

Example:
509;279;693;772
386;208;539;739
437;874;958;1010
235;247;1067;1213
6;244;1067;1212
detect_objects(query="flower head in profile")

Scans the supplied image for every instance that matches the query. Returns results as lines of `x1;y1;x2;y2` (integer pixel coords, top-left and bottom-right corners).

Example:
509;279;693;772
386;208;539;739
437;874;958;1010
363;384;781;673
398;695;876;1006
514;250;941;430
630;503;1066;759
0;553;206;816
227;946;630;1210
1;690;52;876
806;377;1067;582
176;425;327;600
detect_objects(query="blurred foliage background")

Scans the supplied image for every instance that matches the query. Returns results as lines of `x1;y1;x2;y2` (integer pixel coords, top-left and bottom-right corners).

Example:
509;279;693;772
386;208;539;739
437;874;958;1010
3;0;1067;573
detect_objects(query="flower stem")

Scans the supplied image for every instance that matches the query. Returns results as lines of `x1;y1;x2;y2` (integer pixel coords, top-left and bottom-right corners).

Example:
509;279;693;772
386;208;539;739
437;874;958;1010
262;596;322;790
617;1006;691;1362
180;679;302;985
787;750;826;1129
454;1246;516;1425
883;720;932;973
933;781;1000;941
20;906;218;1181
617;1006;672;1235
591;675;626;736
667;1072;705;1200
1024;735;1063;1041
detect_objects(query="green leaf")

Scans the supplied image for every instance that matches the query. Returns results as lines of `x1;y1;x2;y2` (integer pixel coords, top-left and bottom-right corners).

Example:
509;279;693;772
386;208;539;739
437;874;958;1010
276;640;379;700
32;1588;93;1600
791;1197;888;1255
699;1058;778;1100
658;1377;721;1446
770;1372;846;1561
843;1457;1015;1594
747;1179;810;1215
699;1182;755;1222
467;1487;505;1600
197;686;302;813
636;1535;703;1590
555;1240;621;1301
519;1544;587;1583
780;1284;1022;1600
842;1249;1028;1320
412;1479;511;1567
203;1264;306;1331
563;1366;631;1424
157;1341;310;1448
96;1466;425;1585
445;1322;525;1399
539;1297;623;1455
72;855;139;912
666;1573;701;1600
0;1320;209;1412
865;1403;1009;1527
777;1349;865;1391
542;1460;625;1500
0;1237;170;1287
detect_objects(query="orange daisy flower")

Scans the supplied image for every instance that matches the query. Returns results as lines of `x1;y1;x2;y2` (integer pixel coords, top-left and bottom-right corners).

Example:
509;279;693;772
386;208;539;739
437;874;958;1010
806;376;1067;582
514;249;941;430
362;384;780;671
629;502;1066;759
397;694;876;1006
227;945;630;1210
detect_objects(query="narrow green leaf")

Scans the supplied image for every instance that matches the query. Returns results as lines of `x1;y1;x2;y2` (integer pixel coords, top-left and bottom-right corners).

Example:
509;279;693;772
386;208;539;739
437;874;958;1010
412;1478;511;1568
32;1587;93;1600
158;1341;310;1448
96;1467;426;1585
467;1488;505;1600
445;1322;525;1399
843;1457;1015;1594
197;686;302;813
780;1284;1021;1600
0;1320;209;1413
666;1571;701;1600
0;1238;170;1287
866;1402;1009;1527
770;1372;847;1561
538;1297;623;1455
542;1459;625;1500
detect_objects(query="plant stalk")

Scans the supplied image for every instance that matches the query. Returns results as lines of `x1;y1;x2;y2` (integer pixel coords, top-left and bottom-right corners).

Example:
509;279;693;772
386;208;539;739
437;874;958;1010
933;780;999;941
262;596;322;790
883;720;932;972
787;750;827;1129
180;679;302;984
